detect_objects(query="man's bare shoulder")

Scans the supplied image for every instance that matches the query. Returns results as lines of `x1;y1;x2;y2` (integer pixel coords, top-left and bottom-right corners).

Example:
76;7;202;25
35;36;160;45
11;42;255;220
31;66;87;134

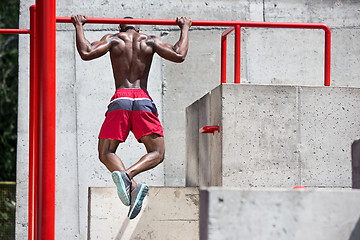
144;34;161;45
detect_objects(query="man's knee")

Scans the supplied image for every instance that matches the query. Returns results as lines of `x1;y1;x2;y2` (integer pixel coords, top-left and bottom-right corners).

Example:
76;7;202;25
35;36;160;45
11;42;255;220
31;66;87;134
98;152;108;164
155;149;165;165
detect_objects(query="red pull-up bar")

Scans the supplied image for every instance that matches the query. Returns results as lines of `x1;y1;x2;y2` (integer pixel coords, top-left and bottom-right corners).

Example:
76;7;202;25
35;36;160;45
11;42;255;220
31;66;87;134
56;16;330;30
56;17;331;86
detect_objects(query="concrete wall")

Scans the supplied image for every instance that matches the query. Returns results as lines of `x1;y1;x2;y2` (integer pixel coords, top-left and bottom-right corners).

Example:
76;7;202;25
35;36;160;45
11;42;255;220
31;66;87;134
16;0;360;239
186;84;360;188
88;187;199;240
200;187;360;240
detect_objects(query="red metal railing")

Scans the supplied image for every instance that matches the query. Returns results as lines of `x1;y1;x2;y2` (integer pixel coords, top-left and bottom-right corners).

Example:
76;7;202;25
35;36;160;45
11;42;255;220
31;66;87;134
220;23;331;86
57;17;331;86
0;8;332;240
29;6;37;240
0;29;30;34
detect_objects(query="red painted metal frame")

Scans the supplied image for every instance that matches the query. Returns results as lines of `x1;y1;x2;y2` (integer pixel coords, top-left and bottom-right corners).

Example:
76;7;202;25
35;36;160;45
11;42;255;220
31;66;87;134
56;17;331;86
0;12;34;240
0;29;30;34
29;5;37;240
35;0;56;239
221;27;234;84
221;24;331;86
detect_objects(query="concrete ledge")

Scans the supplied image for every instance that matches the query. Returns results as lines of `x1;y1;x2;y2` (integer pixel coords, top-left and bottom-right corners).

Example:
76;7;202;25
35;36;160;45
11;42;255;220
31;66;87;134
200;188;360;240
88;187;199;240
186;84;360;188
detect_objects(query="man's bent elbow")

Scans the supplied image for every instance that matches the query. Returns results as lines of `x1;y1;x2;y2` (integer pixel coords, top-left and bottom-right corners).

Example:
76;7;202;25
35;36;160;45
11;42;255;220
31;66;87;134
174;55;186;63
78;51;95;61
79;53;92;61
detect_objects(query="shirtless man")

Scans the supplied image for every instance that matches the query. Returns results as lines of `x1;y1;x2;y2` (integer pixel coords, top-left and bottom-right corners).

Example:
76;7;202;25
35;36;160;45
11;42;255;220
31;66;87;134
71;15;192;219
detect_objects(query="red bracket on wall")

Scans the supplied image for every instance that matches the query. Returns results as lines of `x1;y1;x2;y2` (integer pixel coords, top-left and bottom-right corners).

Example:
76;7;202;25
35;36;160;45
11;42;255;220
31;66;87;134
199;125;220;135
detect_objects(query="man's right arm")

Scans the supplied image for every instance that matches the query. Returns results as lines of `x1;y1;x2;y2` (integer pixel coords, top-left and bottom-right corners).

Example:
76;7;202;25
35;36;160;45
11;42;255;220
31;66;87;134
152;17;192;63
72;15;114;61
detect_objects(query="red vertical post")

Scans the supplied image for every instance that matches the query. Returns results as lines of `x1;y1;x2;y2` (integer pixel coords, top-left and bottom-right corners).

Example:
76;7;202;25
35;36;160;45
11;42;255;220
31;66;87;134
234;25;241;84
221;35;227;84
29;5;37;240
324;28;331;86
35;0;56;239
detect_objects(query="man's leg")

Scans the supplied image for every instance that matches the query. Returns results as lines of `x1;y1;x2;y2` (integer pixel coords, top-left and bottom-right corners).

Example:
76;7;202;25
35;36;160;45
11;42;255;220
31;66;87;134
126;133;164;219
98;137;137;184
98;138;125;172
98;138;135;206
125;134;165;181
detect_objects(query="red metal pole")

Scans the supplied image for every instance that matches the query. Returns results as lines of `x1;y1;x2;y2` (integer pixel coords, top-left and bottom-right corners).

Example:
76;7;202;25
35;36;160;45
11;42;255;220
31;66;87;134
234;25;241;84
56;17;330;30
29;5;37;240
35;0;56;239
221;27;235;84
324;27;331;86
221;36;227;84
0;29;30;34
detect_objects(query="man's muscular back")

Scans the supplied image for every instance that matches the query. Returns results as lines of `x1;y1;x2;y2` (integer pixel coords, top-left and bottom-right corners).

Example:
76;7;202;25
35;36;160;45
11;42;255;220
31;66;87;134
108;31;155;89
72;15;192;90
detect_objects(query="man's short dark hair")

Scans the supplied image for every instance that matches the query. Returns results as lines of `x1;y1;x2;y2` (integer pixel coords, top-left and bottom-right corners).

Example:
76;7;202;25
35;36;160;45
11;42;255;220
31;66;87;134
120;16;134;28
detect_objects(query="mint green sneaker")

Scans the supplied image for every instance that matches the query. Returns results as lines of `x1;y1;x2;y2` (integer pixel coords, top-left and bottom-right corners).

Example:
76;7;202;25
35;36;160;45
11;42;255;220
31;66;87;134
112;171;131;206
128;183;149;219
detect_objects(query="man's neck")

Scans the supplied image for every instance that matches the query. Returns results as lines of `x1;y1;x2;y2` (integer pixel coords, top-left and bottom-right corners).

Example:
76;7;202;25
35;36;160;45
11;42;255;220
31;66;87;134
123;26;137;32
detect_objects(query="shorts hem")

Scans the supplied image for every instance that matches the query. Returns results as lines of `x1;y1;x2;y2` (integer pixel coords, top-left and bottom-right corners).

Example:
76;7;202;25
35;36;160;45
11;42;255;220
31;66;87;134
136;131;164;143
98;136;126;142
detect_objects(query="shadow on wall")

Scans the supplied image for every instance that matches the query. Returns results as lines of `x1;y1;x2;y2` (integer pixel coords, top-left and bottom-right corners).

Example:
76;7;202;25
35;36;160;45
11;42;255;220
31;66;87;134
349;217;360;240
352;139;360;189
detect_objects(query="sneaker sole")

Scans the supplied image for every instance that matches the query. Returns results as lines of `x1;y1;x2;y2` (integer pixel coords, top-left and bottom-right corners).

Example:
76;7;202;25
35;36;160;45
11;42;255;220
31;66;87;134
128;184;149;219
112;172;130;206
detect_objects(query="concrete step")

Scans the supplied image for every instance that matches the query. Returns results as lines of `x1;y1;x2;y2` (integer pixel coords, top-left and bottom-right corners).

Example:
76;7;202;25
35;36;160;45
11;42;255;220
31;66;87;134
88;187;199;240
186;84;360;188
200;187;360;240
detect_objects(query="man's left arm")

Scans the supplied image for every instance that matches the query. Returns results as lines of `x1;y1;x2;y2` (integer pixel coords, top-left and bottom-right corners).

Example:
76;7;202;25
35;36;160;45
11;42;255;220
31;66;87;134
71;14;114;61
152;17;192;63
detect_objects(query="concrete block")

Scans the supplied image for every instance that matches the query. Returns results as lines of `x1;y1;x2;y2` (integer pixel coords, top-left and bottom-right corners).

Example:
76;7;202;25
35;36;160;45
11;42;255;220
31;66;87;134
186;84;360;188
200;187;360;240
88;187;199;240
352;139;360;189
186;100;200;187
198;87;222;187
299;87;360;187
221;84;299;187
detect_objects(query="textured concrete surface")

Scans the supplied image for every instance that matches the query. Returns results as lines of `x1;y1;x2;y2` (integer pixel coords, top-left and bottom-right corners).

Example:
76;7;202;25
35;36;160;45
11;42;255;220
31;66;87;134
88;187;199;240
16;0;360;239
186;84;360;188
200;187;360;240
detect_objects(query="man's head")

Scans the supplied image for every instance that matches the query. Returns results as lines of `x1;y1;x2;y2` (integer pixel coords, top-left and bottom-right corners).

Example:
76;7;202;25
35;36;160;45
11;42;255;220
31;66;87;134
119;17;140;32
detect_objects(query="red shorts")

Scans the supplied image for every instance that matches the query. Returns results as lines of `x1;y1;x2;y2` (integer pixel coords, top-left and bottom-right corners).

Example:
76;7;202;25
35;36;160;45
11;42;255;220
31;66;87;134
98;88;163;142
